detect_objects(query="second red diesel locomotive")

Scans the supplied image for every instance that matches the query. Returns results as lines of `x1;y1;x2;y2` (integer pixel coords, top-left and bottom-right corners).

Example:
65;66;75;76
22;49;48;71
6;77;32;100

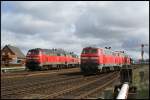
26;48;80;70
80;47;131;74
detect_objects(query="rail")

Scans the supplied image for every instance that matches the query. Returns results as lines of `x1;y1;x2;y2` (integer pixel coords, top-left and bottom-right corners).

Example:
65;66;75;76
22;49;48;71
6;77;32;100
43;72;118;99
1;66;25;72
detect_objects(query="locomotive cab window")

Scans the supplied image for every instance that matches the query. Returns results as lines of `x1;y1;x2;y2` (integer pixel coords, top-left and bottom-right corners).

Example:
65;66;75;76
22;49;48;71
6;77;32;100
28;49;40;55
57;53;61;56
82;49;90;54
91;49;97;53
48;53;53;56
82;48;97;54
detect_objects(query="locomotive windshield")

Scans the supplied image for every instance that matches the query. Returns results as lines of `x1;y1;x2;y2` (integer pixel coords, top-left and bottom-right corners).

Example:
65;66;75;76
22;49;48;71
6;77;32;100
27;49;40;55
82;48;97;54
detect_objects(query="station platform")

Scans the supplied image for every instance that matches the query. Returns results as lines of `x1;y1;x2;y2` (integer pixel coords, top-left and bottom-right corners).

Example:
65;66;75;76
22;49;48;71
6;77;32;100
1;66;25;73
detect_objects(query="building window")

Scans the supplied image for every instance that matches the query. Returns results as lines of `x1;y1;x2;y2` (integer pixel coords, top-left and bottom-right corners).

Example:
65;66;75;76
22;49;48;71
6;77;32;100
17;60;21;63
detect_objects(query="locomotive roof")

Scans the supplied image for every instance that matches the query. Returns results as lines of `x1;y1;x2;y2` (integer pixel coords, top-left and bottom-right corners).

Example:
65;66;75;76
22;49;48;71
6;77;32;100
103;48;114;52
29;48;78;57
83;47;98;49
43;49;67;54
113;51;130;57
82;47;130;57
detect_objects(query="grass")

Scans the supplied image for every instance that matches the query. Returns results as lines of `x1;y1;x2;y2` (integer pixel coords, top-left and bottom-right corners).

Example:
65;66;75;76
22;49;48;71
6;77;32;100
132;64;149;99
95;64;149;99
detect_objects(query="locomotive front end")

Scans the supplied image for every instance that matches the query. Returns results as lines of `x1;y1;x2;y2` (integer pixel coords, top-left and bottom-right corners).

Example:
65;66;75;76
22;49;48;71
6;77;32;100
25;49;42;70
80;47;99;74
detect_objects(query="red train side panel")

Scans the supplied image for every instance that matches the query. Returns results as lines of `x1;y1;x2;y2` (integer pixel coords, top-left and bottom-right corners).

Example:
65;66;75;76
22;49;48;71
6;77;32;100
80;47;131;74
26;48;80;70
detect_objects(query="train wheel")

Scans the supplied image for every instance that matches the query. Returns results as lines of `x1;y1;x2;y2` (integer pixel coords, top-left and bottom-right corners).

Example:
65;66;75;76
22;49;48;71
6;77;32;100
64;64;66;69
106;67;109;73
60;65;62;70
99;69;102;73
105;68;107;72
59;65;62;70
57;65;59;70
61;65;64;69
102;68;105;73
67;65;69;69
58;65;60;69
117;67;119;71
57;65;60;70
39;66;43;71
45;66;48;70
115;66;117;71
108;67;110;72
108;67;110;73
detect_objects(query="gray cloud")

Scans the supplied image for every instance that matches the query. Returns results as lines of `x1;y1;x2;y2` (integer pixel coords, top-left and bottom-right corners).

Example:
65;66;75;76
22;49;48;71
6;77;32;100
1;1;149;59
75;5;148;39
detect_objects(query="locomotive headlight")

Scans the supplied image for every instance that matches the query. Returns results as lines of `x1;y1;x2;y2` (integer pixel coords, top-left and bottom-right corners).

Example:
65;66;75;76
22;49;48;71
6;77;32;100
26;57;39;60
26;57;31;59
81;57;98;60
32;57;39;60
90;57;98;59
81;57;88;59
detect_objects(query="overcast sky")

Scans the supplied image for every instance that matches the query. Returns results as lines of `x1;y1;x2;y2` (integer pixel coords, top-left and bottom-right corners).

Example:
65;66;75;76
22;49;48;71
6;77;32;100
1;1;149;59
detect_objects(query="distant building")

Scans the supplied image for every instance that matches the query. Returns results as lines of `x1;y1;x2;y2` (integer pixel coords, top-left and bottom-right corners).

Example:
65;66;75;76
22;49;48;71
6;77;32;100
1;45;26;66
136;59;149;64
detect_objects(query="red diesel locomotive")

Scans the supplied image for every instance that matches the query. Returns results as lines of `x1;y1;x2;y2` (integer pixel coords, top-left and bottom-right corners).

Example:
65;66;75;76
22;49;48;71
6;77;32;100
25;48;80;70
80;47;131;74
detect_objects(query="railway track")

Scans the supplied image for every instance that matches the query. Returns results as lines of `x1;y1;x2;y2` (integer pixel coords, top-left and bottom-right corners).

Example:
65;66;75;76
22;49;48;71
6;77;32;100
1;68;80;88
1;71;94;98
75;73;119;99
1;72;113;99
1;74;82;91
1;67;79;79
1;76;82;98
2;69;119;99
45;72;119;99
2;73;74;86
132;64;148;69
